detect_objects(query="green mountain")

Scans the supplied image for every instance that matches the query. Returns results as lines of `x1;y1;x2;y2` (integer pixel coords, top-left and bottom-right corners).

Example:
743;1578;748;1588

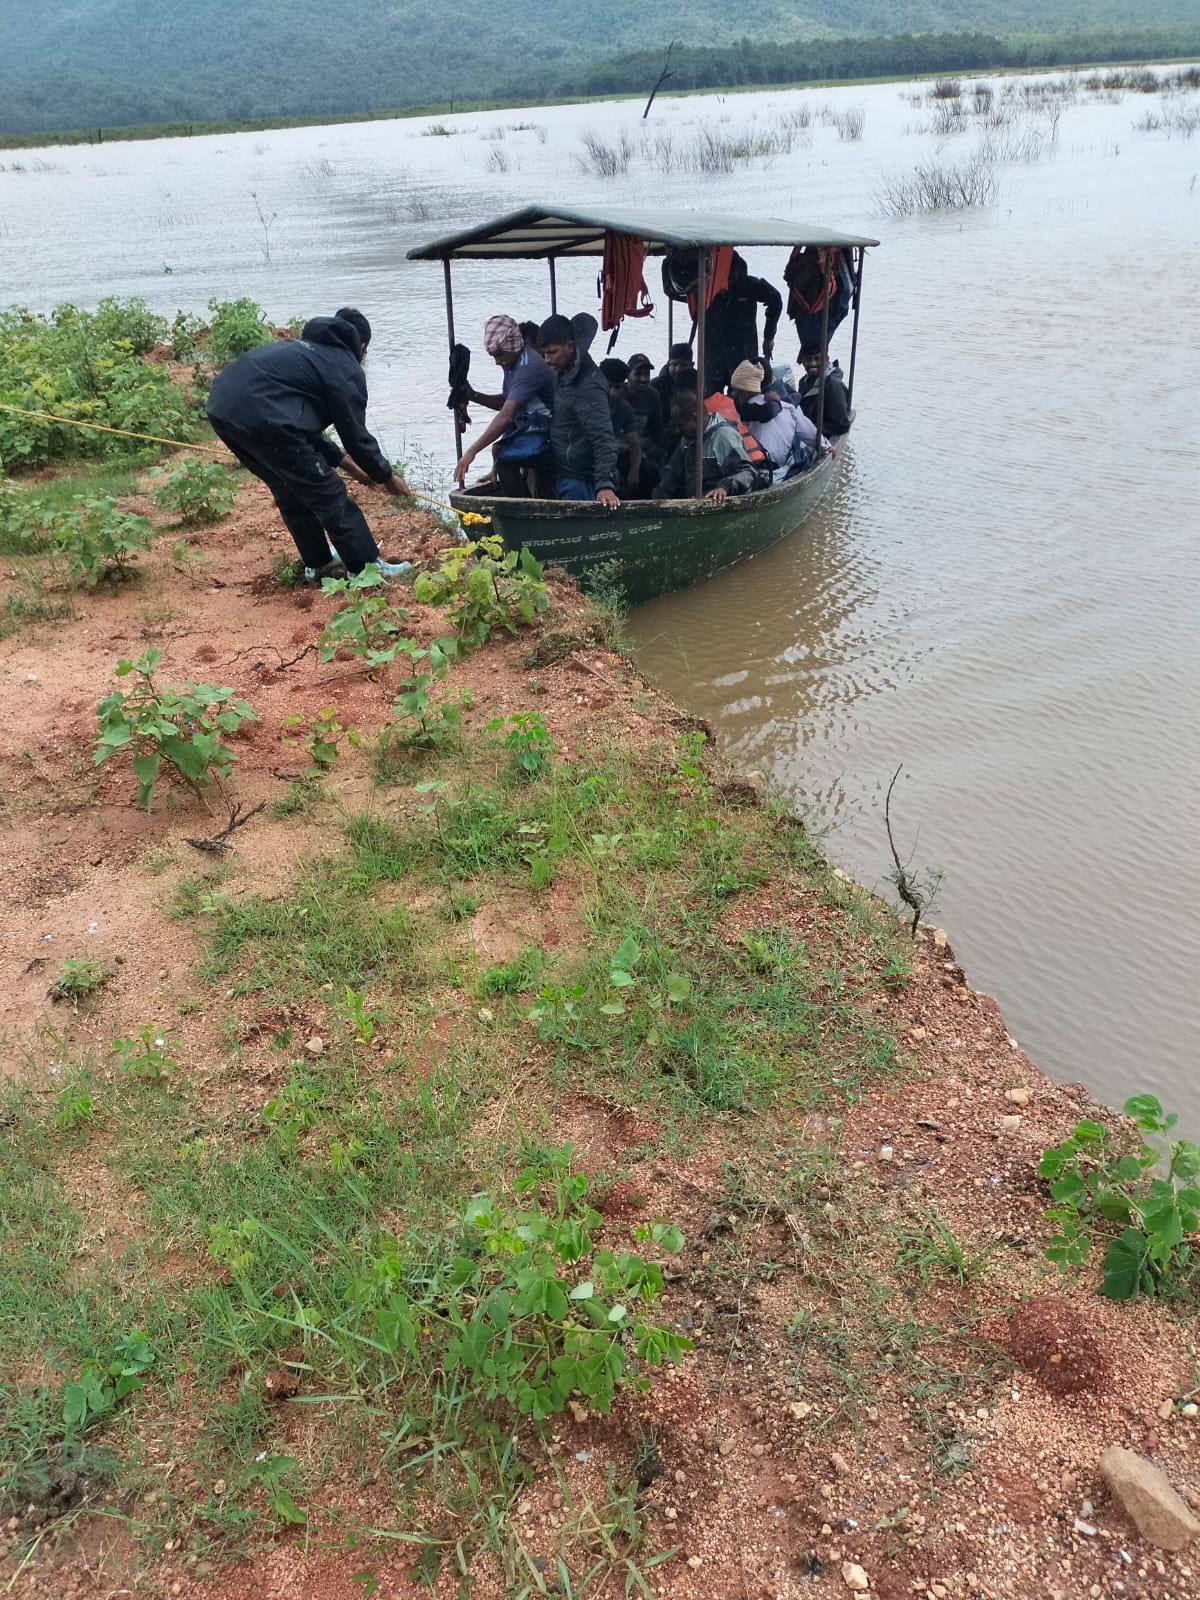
0;1;1194;134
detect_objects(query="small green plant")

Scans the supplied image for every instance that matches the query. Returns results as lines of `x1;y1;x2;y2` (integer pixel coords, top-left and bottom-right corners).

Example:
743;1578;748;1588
261;1076;321;1151
49;495;152;585
390;642;468;750
94;649;257;809
337;986;382;1044
151;457;237;525
245;1453;307;1525
1040;1094;1200;1301
318;570;412;667
111;1025;178;1081
412;535;549;650
895;1206;999;1287
47;957;109;1006
490;709;554;780
62;1331;155;1440
207;297;272;366
167;310;205;359
280;704;360;779
55;1086;97;1130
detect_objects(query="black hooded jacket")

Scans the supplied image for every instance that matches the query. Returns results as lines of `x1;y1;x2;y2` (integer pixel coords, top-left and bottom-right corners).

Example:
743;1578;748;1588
206;316;393;483
548;313;618;492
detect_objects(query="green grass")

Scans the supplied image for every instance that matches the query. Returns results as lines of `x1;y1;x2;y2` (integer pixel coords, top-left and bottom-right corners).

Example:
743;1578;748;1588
0;720;924;1584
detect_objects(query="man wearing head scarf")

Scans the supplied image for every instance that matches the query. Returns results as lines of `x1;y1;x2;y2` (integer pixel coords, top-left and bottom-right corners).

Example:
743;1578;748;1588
206;307;411;581
453;313;557;490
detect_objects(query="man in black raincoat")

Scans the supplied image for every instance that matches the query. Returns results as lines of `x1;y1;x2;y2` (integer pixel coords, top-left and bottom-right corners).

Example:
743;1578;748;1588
702;252;783;395
536;312;619;506
206;307;411;580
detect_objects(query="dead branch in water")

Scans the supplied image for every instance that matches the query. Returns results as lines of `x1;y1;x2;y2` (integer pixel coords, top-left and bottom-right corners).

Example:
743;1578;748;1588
884;764;926;938
643;41;678;119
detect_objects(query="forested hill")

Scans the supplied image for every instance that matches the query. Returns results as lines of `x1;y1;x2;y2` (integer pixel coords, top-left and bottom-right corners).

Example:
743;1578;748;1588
0;0;1196;134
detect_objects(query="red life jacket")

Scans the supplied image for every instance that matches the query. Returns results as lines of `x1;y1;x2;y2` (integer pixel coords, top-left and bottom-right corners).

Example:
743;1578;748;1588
783;245;843;316
704;392;768;467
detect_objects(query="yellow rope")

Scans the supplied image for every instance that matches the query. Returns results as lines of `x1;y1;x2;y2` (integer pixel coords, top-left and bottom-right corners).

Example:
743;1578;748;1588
0;401;489;524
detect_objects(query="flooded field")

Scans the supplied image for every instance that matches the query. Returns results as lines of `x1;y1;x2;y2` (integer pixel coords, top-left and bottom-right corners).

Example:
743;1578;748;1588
1;68;1197;1125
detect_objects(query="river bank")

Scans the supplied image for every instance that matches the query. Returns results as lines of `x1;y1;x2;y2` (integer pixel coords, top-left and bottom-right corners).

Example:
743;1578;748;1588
0;453;1196;1599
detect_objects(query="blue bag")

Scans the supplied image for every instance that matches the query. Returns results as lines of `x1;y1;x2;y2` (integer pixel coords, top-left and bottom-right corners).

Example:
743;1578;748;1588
496;402;552;462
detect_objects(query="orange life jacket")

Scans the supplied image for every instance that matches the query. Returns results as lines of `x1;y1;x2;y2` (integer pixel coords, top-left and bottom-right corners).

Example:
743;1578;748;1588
704;392;768;467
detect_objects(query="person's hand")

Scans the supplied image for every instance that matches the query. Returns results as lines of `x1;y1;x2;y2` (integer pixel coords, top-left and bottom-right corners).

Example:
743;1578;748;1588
705;486;728;504
596;488;620;510
762;341;774;364
453;450;475;486
386;471;412;497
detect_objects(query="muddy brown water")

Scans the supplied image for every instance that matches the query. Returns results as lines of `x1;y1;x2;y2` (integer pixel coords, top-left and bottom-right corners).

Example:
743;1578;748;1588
2;71;1197;1128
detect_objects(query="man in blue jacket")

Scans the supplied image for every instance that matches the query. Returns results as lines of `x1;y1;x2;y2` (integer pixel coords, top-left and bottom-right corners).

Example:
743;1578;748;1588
206;307;411;580
536;312;619;507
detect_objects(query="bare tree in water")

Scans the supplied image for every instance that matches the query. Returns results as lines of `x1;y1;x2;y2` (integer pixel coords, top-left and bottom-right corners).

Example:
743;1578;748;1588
644;42;679;119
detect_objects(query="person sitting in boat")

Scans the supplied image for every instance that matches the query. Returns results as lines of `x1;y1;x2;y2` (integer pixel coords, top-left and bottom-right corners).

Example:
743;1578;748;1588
797;342;852;437
599;358;644;499
625;353;666;467
453;314;557;494
652;373;759;504
729;359;823;478
537;312;620;507
702;251;784;395
652;342;696;417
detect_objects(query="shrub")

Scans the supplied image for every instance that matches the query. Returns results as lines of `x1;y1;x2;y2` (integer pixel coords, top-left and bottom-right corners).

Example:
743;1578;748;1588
412;535;548;649
49;495;152;585
875;153;998;217
206;297;272;366
151;457;236;524
0;302;199;471
94;648;257;809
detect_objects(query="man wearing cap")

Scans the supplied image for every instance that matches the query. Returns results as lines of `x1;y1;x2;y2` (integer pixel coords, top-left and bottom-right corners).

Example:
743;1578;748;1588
625;352;666;475
729;358;824;477
537;312;620;507
454;313;557;491
206;306;411;582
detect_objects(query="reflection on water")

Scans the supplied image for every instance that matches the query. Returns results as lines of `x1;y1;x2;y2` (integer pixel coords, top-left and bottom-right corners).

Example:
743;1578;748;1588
2;70;1198;1126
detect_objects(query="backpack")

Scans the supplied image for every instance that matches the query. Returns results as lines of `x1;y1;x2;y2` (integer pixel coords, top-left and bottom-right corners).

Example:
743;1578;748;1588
496;402;552;462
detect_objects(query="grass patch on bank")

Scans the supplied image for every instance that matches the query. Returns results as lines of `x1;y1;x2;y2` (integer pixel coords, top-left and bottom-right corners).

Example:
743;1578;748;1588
0;717;935;1584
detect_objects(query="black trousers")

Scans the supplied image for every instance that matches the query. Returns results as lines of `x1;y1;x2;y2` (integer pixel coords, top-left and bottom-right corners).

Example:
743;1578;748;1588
207;419;380;571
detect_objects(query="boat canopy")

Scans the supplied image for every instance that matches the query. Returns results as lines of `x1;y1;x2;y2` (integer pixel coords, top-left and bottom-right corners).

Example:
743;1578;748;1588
406;204;879;261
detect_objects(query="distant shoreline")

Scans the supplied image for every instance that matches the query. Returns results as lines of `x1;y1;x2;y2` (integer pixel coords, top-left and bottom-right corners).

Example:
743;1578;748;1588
1;51;1196;151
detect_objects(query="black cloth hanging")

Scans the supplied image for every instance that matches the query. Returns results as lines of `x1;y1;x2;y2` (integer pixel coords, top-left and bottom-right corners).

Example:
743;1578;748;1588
447;342;471;430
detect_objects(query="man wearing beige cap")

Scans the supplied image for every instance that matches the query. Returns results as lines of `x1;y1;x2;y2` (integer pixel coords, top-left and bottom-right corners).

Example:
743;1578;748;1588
729;358;824;477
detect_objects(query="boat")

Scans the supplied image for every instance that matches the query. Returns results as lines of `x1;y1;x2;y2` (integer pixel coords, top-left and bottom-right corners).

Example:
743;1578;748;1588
407;205;878;606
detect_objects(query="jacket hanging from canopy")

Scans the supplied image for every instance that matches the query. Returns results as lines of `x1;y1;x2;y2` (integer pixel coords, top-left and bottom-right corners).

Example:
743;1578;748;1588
600;231;655;350
784;246;854;347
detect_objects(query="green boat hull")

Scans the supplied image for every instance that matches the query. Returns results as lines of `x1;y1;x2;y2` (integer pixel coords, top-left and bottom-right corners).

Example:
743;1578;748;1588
449;447;842;607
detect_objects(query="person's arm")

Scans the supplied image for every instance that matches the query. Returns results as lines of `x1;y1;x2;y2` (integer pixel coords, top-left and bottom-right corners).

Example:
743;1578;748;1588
467;386;504;409
454;397;520;484
623;429;641;489
711;426;756;496
755;275;784;355
327;362;395;484
339;453;373;485
580;379;620;503
651;442;686;500
823;374;851;433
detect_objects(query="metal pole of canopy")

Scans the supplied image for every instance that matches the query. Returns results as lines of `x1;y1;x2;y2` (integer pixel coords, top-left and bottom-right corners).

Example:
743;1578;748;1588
814;249;832;456
846;247;866;409
693;246;707;499
668;295;674;349
443;256;463;460
548;257;558;315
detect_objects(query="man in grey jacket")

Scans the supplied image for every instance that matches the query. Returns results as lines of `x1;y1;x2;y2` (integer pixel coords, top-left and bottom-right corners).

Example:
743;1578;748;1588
536;312;620;507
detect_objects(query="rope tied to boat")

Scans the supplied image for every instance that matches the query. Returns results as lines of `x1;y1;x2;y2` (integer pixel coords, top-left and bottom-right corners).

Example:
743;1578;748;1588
0;402;489;525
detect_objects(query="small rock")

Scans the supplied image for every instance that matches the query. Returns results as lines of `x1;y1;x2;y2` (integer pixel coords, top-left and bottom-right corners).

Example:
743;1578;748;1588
931;928;948;949
24;673;39;684
842;1562;870;1592
879;1145;894;1162
789;1402;811;1421
1158;1399;1176;1420
568;1400;589;1424
750;1443;766;1458
831;1452;852;1477
674;1469;685;1484
909;1027;927;1042
1004;1088;1031;1105
663;1506;678;1521
1074;1518;1097;1536
999;1115;1021;1132
1182;1403;1198;1419
1100;1444;1200;1550
718;1437;736;1456
305;1035;325;1056
264;1368;300;1402
687;1555;703;1570
213;1479;226;1495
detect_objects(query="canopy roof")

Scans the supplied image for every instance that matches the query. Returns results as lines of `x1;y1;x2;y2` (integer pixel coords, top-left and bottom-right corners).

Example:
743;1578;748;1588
406;204;879;261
